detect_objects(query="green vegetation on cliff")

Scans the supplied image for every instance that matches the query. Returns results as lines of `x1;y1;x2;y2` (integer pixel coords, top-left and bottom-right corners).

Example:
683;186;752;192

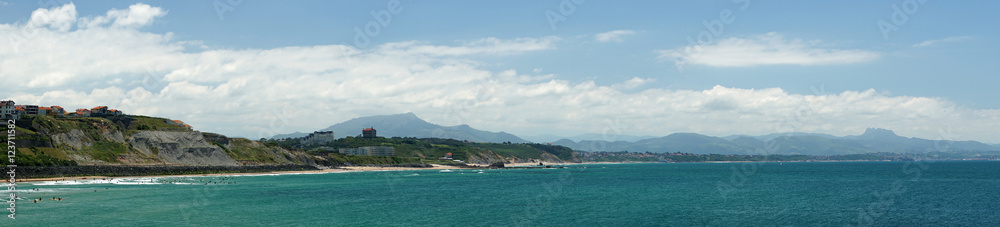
3;115;310;167
267;136;580;165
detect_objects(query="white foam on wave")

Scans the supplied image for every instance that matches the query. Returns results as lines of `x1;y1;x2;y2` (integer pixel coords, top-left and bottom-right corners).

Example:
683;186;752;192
31;177;164;186
0;188;62;194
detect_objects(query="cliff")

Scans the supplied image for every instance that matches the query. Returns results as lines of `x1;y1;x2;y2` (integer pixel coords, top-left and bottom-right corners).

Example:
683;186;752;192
3;115;315;167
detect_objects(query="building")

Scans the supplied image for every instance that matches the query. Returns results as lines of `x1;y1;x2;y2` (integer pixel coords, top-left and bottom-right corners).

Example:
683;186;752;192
90;106;109;116
169;120;192;129
362;127;377;138
0;100;16;120
15;105;38;115
75;109;91;117
338;146;394;156
50;106;65;117
301;131;335;146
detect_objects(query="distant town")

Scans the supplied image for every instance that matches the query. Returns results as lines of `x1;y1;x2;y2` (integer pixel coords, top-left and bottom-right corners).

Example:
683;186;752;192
284;127;397;158
0;100;190;127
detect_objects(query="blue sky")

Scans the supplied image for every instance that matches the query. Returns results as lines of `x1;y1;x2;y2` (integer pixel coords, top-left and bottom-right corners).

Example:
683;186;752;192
1;1;998;142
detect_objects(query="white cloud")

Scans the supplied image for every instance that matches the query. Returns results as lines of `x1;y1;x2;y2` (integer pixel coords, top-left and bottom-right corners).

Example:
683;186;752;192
377;36;559;56
913;36;971;47
1;4;998;143
611;77;654;90
595;30;635;43
79;3;166;29
28;2;77;32
658;32;879;67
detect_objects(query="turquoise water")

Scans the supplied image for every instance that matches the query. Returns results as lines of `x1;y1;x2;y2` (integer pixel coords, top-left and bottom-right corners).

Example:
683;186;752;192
4;161;999;226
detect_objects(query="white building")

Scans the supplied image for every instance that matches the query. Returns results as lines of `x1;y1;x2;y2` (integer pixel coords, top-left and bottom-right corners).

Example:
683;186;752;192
301;131;335;146
0;100;17;121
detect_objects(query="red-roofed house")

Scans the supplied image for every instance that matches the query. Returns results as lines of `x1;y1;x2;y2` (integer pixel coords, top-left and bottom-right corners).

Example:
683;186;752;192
75;109;91;117
108;109;123;116
50;106;65;117
38;107;52;116
15;105;38;115
169;120;193;129
362;127;377;138
90;106;109;116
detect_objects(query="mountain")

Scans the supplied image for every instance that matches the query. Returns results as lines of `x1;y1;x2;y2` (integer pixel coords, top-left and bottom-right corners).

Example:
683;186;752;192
566;133;657;143
768;135;870;155
557;128;1000;156
633;133;749;154
552;139;636;153
522;134;565;143
278;112;530;143
524;133;657;143
730;136;764;148
750;132;841;142
849;128;997;153
272;131;309;140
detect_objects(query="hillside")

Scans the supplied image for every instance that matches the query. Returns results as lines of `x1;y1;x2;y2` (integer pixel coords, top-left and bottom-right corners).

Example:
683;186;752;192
4;114;580;168
273;112;530;143
2;115;316;167
268;136;581;165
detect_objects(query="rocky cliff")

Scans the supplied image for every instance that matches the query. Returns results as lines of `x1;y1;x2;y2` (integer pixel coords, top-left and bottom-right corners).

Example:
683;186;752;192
5;115;314;166
128;131;239;166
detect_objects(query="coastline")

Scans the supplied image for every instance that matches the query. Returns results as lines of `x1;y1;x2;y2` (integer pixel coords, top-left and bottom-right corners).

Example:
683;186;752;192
19;164;481;183
18;162;619;183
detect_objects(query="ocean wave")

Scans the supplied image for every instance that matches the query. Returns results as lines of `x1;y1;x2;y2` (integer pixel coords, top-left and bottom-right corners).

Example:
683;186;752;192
0;188;63;194
31;177;164;186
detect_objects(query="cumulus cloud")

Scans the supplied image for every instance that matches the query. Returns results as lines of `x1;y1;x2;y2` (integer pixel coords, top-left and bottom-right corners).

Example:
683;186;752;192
595;30;635;43
377;36;559;56
79;3;166;29
611;77;654;90
28;2;77;32
658;32;880;67
1;4;998;143
913;36;971;48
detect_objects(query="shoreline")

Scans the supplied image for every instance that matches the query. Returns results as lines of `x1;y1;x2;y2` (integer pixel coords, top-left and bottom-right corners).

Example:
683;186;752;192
18;164;484;183
17;162;612;183
21;159;984;183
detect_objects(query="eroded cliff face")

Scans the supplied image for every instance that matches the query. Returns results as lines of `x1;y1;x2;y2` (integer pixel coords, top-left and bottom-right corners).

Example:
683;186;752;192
50;129;93;150
35;117;309;166
128;131;239;166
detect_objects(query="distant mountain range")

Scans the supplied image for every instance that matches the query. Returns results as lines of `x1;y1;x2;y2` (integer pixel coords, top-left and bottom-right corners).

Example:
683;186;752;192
523;133;656;143
555;128;1000;155
274;113;999;156
272;112;530;143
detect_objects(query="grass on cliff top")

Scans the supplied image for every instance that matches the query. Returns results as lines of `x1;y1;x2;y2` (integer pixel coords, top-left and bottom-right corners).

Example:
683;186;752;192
284;136;575;163
25;115;122;134
129;115;192;131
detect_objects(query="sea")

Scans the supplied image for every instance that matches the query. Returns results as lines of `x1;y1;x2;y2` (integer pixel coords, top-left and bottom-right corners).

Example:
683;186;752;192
3;161;999;226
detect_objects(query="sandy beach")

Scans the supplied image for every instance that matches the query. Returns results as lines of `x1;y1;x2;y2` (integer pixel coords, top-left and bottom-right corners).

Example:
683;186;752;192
16;162;634;184
18;164;476;183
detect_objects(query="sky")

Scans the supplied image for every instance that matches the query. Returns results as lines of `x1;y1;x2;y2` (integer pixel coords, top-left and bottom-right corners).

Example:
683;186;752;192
0;0;998;143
